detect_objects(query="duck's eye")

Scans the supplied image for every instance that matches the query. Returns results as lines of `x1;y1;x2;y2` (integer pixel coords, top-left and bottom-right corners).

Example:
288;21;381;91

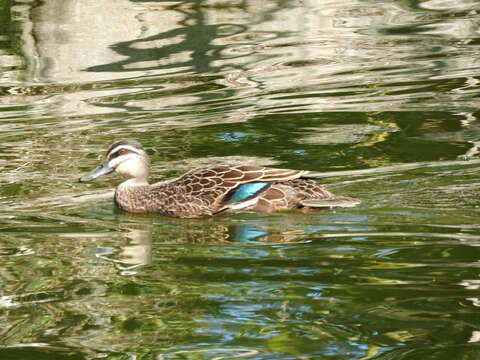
112;149;129;158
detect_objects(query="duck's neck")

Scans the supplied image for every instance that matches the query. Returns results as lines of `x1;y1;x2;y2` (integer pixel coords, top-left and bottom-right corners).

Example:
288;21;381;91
115;177;151;213
120;177;150;187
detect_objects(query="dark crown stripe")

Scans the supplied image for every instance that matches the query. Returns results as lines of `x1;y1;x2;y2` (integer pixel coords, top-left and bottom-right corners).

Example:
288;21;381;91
106;139;144;156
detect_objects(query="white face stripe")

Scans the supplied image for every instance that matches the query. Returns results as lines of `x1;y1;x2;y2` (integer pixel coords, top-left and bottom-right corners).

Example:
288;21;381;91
108;153;140;169
108;153;149;169
108;144;143;157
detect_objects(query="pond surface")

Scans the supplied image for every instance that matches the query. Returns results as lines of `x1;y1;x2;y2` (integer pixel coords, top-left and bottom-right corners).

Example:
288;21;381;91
1;0;480;359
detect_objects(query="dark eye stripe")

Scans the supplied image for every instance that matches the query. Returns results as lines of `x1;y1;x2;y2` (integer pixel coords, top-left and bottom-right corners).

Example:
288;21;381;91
110;148;129;159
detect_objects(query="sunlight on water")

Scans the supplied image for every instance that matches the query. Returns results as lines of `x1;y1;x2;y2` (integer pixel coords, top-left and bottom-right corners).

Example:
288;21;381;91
1;0;480;359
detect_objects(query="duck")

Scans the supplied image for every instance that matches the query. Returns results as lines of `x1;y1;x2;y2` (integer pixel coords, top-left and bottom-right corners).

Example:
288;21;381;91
79;139;361;218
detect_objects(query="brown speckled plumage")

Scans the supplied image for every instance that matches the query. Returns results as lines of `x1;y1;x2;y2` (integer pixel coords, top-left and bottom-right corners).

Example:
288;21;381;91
80;139;361;218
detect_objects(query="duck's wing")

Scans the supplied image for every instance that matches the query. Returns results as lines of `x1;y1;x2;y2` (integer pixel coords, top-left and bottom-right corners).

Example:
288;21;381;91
171;165;305;214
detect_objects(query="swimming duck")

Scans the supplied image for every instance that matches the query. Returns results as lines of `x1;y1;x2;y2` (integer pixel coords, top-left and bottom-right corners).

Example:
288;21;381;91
79;139;360;218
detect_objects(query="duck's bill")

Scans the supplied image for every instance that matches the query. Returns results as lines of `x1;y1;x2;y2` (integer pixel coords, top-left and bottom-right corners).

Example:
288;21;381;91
79;162;114;182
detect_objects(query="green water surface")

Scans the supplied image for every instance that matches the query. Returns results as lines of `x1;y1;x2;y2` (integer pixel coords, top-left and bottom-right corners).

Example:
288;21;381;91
1;0;480;359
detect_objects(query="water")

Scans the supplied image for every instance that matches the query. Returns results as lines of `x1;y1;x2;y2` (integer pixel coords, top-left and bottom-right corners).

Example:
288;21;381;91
1;0;480;359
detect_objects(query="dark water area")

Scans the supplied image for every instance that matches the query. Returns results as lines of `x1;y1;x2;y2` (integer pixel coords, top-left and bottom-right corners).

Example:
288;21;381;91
1;0;480;359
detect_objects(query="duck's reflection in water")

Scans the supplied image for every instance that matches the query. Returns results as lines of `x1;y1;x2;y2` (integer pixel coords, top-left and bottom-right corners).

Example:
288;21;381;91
95;211;324;271
95;223;153;274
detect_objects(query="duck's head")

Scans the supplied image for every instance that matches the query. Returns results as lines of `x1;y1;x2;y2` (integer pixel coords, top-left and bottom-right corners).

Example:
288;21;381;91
80;139;150;182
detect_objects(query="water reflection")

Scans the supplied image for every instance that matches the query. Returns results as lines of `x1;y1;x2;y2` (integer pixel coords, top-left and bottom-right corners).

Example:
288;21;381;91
114;212;319;248
1;194;480;358
95;225;152;275
4;0;478;116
